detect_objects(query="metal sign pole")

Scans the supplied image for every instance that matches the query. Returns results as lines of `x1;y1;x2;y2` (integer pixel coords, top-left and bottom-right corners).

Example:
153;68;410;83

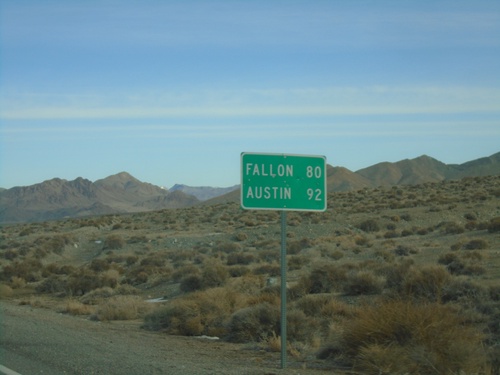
280;210;287;369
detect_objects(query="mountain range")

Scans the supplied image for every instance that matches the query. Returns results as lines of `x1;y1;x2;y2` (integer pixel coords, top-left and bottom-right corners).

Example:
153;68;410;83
1;152;499;223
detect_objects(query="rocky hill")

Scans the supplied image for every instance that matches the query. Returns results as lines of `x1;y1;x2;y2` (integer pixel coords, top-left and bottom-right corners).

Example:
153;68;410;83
1;152;499;223
208;152;500;204
0;172;199;223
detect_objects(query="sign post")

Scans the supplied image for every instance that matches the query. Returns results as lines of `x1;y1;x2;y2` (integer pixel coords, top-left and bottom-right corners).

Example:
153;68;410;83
241;153;327;369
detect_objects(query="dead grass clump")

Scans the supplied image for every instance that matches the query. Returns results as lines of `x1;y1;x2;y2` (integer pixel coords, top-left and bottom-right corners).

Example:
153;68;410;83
0;284;13;298
402;265;451;302
336;299;486;374
63;300;95;315
10;276;26;289
94;295;153;321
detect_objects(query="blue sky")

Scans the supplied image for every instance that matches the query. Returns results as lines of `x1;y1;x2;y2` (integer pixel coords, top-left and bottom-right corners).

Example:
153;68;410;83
1;1;499;189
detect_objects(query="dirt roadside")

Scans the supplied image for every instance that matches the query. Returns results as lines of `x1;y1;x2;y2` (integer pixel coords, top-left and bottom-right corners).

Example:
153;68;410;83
0;301;334;375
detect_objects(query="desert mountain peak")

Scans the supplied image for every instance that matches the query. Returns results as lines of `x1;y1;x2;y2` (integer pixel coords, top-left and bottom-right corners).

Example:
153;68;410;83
1;152;499;223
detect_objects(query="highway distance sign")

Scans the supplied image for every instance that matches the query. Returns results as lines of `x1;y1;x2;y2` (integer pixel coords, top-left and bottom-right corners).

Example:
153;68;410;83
241;152;327;211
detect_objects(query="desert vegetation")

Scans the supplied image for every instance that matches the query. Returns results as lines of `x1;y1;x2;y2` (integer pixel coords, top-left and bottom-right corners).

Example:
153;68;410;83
1;175;500;373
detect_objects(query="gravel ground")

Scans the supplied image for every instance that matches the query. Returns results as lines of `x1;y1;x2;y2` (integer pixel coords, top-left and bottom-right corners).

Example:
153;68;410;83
0;301;334;375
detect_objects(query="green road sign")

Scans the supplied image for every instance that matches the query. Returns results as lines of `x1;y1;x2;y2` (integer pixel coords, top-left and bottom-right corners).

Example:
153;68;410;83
241;153;327;211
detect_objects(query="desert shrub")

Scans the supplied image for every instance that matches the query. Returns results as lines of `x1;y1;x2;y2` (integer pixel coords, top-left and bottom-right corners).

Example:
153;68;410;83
104;234;125;249
400;228;414;237
227;265;250;277
125;255;138;265
201;260;229;288
89;259;110;272
335;300;486;374
3;249;18;260
94;295;153;321
67;269;116;296
342;271;384;296
127;235;148;244
488;217;500;233
79;286;115;304
379;259;414;290
217;241;241;254
394;245;418;256
464;220;478;231
140;256;166;267
328;249;344;260
227;302;280;343
144;287;246;337
226;252;255;265
357;219;380;233
233;232;248;241
172;264;200;282
354;235;370;246
286;309;321;343
1;259;43;282
288;255;309;270
490;285;500;301
180;274;203;292
45;234;73;254
464;239;489;250
441;277;488;303
295;294;356;320
402;265;451;302
305;264;348;294
35;275;68;294
438;252;459;266
287;238;314;255
195;287;249;337
10;276;26;289
371;249;393;263
253;263;280;277
440;221;465;234
143;300;202;335
464;212;477;221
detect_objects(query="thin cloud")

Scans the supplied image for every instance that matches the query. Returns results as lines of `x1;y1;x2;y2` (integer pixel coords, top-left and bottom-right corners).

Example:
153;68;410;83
2;86;499;120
